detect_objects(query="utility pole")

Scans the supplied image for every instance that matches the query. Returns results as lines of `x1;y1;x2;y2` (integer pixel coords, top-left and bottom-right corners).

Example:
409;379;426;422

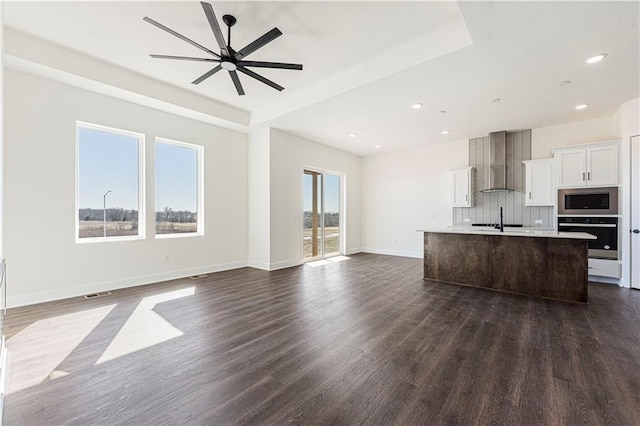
103;190;112;238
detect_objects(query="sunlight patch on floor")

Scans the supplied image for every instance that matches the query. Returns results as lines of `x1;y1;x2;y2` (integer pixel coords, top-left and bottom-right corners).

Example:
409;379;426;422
49;370;70;380
6;304;117;394
306;256;350;268
306;259;332;268
96;287;195;364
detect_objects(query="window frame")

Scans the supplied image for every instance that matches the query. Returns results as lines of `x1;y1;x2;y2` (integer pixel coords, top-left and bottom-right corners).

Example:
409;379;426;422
301;165;345;261
75;121;146;244
154;137;204;239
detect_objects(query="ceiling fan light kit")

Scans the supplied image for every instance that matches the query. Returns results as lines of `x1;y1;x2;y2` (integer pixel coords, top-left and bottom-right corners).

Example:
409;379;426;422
144;1;303;96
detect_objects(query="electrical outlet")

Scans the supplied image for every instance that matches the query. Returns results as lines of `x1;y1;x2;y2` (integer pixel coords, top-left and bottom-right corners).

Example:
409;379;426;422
534;219;543;224
162;255;169;263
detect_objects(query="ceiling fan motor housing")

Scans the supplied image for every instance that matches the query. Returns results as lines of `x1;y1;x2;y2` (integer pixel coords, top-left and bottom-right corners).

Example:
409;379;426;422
222;14;236;27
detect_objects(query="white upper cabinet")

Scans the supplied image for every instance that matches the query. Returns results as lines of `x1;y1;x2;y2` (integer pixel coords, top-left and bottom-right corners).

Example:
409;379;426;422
553;142;619;188
556;149;587;187
450;166;473;207
523;159;554;206
587;145;619;186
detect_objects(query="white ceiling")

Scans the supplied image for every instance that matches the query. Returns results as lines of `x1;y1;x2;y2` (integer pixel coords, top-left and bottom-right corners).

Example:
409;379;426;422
4;1;639;156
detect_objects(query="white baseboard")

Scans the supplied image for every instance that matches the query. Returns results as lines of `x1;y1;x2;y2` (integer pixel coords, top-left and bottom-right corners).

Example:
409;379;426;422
346;248;361;255
7;260;248;308
247;260;270;271
360;247;423;259
589;276;622;286
248;259;301;271
269;258;303;271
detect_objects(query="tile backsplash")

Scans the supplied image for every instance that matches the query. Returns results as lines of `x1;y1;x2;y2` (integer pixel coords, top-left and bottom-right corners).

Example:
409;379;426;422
453;130;554;228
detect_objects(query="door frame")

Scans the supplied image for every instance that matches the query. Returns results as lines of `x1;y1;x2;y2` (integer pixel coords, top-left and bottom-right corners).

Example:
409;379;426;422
631;135;640;289
301;165;345;262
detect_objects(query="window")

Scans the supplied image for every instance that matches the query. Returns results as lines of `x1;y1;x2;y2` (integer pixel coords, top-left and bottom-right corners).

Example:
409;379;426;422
76;122;145;241
155;138;203;237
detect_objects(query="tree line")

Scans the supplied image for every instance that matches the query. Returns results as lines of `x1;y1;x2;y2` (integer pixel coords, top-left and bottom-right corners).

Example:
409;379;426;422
156;207;197;223
79;207;196;223
303;211;339;228
79;208;138;222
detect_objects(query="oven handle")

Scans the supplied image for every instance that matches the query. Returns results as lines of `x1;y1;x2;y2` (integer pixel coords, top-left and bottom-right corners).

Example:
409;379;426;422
558;223;617;228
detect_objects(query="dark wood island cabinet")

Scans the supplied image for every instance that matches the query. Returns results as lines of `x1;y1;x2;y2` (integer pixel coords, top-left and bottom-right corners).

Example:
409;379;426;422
420;229;596;303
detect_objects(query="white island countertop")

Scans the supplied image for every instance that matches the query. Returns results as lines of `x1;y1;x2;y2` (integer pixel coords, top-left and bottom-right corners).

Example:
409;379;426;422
417;227;596;240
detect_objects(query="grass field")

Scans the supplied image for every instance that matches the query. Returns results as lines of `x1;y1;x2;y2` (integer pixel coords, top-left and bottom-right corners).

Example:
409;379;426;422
79;221;138;238
79;221;196;238
303;226;340;258
156;222;197;234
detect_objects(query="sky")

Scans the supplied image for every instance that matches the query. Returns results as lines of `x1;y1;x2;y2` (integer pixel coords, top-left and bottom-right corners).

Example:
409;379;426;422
78;127;139;210
303;173;340;213
155;142;197;212
78;127;197;212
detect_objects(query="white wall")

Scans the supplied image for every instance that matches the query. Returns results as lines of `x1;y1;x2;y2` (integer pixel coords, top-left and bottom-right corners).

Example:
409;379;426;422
248;128;270;269
360;116;619;258
531;116;616;159
1;2;4;261
269;129;361;268
361;139;468;257
615;97;640;287
615;98;640;142
4;28;249;131
4;70;248;307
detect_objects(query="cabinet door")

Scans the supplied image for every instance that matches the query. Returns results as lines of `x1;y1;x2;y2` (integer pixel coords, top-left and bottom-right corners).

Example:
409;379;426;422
556;149;586;188
587;145;618;186
451;168;471;207
524;159;553;206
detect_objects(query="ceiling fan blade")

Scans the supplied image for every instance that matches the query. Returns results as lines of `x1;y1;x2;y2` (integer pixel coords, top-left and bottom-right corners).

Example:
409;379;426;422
229;70;245;96
234;28;282;60
238;60;302;70
192;65;223;85
143;16;220;58
150;54;220;62
200;2;229;57
237;66;284;91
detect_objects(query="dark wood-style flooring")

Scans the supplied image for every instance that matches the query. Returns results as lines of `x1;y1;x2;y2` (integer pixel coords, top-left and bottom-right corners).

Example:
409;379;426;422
4;253;640;425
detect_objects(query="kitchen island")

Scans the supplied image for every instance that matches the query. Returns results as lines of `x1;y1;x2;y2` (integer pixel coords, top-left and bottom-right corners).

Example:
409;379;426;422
419;228;596;303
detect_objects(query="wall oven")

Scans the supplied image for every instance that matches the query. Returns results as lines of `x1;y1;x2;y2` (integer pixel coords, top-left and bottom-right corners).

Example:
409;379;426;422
558;217;618;260
558;187;618;215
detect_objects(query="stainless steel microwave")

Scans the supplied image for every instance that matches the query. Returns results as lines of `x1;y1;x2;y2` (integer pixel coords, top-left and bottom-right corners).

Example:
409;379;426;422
558;187;618;215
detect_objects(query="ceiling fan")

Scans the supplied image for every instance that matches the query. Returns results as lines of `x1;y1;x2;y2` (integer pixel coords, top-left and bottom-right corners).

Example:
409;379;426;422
143;2;303;96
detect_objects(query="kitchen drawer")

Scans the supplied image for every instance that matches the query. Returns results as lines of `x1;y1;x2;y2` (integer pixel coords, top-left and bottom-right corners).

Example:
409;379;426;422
588;258;621;278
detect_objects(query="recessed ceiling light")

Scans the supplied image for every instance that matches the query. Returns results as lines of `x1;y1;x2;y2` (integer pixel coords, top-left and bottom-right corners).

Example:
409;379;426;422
441;130;450;135
490;97;502;103
557;80;571;87
585;53;607;64
374;145;381;149
575;104;589;110
411;103;423;110
349;133;358;138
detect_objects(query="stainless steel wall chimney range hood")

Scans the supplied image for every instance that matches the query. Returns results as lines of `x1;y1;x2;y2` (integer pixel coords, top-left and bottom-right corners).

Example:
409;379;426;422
479;131;516;193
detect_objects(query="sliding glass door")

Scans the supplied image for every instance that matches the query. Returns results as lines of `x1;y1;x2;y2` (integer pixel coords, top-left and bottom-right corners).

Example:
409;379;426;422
303;170;341;260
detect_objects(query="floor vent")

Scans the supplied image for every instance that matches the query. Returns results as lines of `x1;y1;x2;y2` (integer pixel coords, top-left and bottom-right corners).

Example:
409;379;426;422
84;291;111;299
189;274;209;280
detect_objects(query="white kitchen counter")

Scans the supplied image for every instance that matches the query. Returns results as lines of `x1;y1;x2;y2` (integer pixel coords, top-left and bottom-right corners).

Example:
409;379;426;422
417;227;596;240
